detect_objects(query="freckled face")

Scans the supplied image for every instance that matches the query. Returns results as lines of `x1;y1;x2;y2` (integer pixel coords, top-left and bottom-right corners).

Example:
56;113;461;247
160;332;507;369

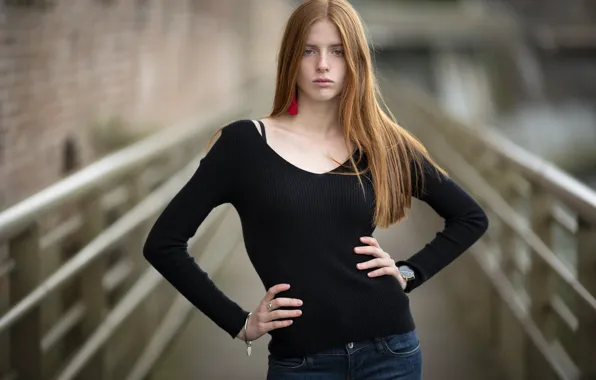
297;19;346;103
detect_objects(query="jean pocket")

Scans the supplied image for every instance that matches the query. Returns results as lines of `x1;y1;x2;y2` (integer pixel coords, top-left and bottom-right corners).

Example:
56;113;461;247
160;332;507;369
268;355;307;370
381;331;421;357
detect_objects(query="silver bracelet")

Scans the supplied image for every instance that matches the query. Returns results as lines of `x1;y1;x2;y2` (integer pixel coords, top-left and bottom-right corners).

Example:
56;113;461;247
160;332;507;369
244;312;252;356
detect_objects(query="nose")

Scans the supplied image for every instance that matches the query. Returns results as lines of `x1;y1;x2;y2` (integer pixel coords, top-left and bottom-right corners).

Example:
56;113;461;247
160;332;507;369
316;55;329;72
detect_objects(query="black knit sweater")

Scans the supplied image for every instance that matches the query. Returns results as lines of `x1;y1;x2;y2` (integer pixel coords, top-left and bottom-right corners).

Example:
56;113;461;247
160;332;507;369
143;119;489;358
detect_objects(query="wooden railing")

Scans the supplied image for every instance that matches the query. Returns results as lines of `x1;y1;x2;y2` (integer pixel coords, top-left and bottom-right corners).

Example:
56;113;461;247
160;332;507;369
0;82;256;380
381;76;596;380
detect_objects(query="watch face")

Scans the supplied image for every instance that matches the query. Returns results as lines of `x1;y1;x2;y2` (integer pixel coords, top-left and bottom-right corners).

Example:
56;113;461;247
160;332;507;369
399;266;415;279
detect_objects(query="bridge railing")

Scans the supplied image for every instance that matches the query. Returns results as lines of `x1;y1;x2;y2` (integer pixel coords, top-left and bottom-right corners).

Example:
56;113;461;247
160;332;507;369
0;81;256;380
382;75;596;380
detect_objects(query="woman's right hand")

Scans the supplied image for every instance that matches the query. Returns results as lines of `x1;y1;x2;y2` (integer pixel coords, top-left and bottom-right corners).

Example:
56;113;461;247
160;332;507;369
238;283;303;341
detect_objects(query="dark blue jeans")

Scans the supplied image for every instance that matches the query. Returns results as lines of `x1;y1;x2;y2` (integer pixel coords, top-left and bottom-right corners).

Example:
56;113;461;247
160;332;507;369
266;330;422;380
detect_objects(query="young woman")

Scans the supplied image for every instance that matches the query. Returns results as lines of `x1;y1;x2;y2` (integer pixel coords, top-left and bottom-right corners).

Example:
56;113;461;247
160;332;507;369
143;0;489;379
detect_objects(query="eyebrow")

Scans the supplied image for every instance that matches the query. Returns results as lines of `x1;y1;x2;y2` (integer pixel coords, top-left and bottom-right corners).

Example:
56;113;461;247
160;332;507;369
305;43;343;48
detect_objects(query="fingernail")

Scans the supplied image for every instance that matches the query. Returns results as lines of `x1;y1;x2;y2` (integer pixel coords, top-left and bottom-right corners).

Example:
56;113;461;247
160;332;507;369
297;300;303;306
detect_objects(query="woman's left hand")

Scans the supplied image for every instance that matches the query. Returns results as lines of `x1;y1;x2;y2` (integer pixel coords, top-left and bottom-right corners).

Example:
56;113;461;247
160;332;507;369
355;236;406;290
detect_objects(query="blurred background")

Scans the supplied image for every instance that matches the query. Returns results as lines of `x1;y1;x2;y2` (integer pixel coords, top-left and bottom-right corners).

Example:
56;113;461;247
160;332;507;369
0;0;594;379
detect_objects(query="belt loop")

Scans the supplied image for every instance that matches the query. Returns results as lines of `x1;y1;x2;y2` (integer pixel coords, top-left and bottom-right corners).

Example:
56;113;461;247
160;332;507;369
306;355;314;368
373;337;384;353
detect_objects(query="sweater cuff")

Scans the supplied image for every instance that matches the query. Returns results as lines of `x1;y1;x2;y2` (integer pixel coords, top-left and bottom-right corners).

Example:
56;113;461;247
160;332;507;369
396;260;426;293
225;308;251;340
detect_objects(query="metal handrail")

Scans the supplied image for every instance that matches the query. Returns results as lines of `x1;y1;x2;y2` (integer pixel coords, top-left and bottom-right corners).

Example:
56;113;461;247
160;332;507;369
391;76;596;222
0;155;201;334
0;100;251;333
477;127;596;222
0;101;247;241
419;127;596;313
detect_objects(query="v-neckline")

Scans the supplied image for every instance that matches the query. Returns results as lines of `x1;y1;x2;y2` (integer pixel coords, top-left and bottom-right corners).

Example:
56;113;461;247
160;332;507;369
249;122;357;176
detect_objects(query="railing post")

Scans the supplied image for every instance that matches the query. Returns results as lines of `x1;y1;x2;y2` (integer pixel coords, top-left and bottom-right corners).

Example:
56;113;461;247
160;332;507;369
41;242;67;378
495;171;522;379
77;194;107;380
576;217;596;380
529;188;557;338
0;246;11;376
9;224;43;379
127;176;147;279
494;170;517;274
106;176;148;377
526;186;556;379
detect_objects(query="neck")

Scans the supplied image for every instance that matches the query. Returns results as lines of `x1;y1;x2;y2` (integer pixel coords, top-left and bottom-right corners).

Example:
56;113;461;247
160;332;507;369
290;94;341;137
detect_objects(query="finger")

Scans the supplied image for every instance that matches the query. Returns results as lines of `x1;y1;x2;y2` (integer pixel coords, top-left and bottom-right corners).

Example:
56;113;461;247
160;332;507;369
354;245;388;258
397;275;407;290
263;284;291;304
269;297;303;311
357;257;395;270
367;266;399;278
263;319;294;332
360;236;380;248
263;309;303;322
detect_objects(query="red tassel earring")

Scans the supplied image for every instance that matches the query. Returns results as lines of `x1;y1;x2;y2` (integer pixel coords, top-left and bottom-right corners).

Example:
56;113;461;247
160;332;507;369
288;91;298;115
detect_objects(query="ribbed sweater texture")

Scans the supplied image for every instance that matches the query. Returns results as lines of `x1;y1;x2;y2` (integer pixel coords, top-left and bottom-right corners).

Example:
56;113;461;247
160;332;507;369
143;119;489;358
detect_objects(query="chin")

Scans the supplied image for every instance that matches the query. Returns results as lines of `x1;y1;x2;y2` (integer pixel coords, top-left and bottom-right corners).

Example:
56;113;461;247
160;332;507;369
305;89;341;103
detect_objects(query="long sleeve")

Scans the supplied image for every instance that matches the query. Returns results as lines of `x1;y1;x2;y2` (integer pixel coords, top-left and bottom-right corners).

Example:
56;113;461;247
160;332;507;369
143;126;249;338
397;157;489;293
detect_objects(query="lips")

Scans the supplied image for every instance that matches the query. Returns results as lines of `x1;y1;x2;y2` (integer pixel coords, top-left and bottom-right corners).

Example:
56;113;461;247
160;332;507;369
313;78;333;83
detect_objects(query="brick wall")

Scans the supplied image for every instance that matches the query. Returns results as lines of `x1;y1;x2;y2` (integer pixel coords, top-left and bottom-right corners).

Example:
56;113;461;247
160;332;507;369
0;0;292;209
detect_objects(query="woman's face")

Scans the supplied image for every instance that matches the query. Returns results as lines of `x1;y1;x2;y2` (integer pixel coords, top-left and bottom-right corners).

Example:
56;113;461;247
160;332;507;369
297;18;346;103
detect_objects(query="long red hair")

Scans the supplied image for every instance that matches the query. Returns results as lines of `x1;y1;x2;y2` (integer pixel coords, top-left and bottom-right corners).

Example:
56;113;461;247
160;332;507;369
269;0;446;228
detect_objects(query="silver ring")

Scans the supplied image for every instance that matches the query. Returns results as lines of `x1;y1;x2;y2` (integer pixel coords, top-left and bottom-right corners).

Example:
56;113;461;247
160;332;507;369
267;301;273;311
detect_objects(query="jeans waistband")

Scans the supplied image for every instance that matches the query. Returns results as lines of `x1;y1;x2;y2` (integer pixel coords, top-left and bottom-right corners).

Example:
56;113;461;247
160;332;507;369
313;330;417;356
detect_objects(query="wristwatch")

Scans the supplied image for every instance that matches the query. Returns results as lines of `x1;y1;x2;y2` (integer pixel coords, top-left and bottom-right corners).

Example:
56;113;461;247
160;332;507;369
398;265;415;281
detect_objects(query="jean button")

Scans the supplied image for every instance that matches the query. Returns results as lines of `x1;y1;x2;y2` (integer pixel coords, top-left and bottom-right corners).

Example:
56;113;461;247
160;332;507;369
347;342;354;349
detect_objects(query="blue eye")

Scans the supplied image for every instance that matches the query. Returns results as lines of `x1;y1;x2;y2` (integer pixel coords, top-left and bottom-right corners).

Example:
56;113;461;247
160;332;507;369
304;49;315;55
